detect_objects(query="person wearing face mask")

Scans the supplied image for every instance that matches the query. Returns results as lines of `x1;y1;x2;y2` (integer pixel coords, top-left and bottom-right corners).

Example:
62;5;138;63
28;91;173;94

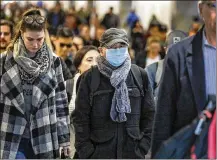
72;28;155;159
0;8;70;159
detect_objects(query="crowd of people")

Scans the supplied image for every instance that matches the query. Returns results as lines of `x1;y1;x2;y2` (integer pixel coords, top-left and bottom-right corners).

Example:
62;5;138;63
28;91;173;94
0;0;215;159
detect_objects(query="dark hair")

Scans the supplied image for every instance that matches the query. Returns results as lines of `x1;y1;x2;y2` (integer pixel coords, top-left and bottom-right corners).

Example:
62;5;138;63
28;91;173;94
56;27;74;38
7;8;47;51
73;45;98;70
0;19;14;37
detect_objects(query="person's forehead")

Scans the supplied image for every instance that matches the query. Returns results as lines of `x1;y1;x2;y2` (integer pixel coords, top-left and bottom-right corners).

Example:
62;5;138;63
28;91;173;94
0;25;10;31
58;37;73;42
23;30;44;37
150;41;161;46
85;50;99;58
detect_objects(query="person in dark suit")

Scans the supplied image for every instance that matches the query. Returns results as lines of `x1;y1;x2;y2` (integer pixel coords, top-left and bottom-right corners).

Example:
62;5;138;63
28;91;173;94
151;0;216;157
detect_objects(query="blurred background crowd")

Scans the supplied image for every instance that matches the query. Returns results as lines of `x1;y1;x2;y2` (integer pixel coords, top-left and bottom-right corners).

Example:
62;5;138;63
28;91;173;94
1;0;203;74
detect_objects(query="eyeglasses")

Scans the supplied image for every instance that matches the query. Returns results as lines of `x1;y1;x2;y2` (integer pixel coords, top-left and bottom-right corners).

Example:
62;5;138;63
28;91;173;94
24;15;46;24
60;43;72;48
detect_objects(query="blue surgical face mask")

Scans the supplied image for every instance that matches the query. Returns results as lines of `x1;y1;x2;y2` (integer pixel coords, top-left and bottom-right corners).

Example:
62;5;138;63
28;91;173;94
105;47;129;67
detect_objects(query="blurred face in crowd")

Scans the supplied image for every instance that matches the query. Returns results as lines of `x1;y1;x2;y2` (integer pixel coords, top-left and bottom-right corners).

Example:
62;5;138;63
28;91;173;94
65;15;77;29
78;49;99;74
150;26;160;37
80;25;90;40
199;0;216;33
135;21;142;28
55;37;73;59
73;36;84;50
22;29;45;55
0;25;12;50
54;3;61;13
148;41;161;55
96;27;105;40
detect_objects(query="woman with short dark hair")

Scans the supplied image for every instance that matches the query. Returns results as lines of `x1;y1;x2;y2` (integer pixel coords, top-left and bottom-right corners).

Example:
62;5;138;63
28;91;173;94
66;45;99;157
0;8;70;159
67;45;99;113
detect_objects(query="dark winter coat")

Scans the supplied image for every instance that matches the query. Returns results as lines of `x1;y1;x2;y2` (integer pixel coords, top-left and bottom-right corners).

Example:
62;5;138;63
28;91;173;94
73;65;155;159
151;27;206;157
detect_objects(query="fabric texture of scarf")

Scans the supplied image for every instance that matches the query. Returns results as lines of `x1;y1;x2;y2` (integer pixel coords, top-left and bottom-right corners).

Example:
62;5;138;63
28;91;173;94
13;37;51;83
96;55;131;122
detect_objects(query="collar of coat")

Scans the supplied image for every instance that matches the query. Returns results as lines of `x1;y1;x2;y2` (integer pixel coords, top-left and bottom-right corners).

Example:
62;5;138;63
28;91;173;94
1;51;58;115
185;25;206;112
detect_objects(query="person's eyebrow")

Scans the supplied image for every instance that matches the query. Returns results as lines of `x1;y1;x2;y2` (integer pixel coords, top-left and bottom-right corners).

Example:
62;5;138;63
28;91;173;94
26;36;44;40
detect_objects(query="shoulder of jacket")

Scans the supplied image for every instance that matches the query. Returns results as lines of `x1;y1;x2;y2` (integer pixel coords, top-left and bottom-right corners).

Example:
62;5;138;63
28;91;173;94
167;36;194;54
166;35;195;63
52;54;62;66
145;62;158;73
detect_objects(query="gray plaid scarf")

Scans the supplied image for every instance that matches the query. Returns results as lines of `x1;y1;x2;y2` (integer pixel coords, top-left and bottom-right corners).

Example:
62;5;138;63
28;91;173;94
13;38;51;84
96;55;131;122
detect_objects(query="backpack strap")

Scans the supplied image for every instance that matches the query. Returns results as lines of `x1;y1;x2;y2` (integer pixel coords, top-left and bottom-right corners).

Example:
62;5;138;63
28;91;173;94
90;66;100;106
131;64;144;96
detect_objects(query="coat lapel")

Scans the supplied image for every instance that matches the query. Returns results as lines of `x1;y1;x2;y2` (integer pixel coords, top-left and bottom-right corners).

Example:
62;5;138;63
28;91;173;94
186;27;206;112
1;53;25;115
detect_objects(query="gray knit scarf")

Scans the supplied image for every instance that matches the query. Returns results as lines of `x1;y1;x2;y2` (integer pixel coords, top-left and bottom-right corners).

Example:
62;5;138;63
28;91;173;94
13;37;51;84
96;55;131;122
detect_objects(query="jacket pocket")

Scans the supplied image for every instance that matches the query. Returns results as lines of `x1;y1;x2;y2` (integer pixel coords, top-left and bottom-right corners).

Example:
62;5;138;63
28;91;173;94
126;127;143;140
90;134;116;159
128;87;142;114
92;90;113;117
123;127;146;158
90;125;115;143
126;87;142;127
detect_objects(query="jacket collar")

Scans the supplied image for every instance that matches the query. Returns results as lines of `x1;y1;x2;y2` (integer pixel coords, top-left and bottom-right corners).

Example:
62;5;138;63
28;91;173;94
186;26;206;112
1;52;57;115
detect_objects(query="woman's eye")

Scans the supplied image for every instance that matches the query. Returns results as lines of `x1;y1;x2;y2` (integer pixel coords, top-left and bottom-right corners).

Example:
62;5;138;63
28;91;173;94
86;58;93;62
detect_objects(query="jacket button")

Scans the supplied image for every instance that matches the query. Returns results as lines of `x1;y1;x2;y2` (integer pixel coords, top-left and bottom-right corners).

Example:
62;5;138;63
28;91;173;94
50;109;53;113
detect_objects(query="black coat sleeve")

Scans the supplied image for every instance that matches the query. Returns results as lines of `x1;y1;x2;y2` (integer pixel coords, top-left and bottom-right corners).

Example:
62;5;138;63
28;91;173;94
151;47;178;157
72;71;95;158
139;68;155;155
